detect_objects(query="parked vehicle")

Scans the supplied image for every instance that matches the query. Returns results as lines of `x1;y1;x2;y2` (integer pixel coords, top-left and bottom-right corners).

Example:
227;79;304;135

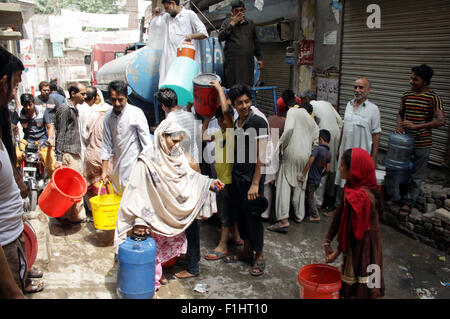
21;142;47;212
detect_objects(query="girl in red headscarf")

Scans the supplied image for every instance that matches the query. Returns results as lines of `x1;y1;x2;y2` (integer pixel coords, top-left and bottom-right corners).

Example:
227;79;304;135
324;148;385;299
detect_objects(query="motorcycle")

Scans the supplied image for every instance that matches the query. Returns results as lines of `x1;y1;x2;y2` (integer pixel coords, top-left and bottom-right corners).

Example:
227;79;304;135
21;141;48;212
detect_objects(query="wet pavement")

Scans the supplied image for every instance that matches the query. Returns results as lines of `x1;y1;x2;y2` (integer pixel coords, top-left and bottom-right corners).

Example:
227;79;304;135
27;208;450;299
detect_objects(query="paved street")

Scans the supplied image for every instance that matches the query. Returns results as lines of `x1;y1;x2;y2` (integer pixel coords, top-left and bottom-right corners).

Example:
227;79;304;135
26;206;450;300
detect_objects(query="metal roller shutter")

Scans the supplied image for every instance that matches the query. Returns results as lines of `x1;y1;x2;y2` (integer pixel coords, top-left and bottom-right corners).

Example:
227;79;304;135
255;42;291;117
339;0;450;166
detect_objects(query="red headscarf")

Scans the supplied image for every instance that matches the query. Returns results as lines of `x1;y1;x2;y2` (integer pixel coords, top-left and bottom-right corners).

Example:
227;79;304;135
337;148;377;252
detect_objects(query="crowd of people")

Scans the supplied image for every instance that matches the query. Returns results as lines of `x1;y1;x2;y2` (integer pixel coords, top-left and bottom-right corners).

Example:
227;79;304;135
0;0;446;301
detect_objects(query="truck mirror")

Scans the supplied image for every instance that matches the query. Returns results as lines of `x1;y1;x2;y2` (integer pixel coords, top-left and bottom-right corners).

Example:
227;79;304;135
84;55;91;65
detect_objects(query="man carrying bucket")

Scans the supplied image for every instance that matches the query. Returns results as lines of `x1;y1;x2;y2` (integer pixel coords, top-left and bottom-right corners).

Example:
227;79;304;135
54;82;88;224
153;0;208;87
101;80;152;195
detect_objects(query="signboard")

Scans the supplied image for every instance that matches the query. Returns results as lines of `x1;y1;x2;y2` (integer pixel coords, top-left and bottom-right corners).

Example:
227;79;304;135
20;39;36;67
52;42;64;58
317;77;339;105
298;40;314;65
61;9;129;29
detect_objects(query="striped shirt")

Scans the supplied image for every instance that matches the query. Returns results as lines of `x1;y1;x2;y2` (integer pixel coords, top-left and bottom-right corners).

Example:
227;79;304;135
55;100;82;162
400;89;443;147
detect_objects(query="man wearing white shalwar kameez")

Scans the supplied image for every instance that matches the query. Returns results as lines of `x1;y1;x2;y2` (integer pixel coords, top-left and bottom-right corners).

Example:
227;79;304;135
268;107;319;233
155;1;208;88
334;78;381;189
332;77;381;212
310;100;343;208
101;81;152;195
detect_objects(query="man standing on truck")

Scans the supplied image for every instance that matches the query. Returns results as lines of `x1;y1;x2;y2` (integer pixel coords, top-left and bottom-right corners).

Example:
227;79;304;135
152;0;208;87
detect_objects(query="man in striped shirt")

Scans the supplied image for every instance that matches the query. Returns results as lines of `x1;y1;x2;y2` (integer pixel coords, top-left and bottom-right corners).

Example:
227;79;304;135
394;64;445;214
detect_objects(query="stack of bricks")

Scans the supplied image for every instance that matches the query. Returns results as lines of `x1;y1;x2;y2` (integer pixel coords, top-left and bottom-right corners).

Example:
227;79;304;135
381;183;450;254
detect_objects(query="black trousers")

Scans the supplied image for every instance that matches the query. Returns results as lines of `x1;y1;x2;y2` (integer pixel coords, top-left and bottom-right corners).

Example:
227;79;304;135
231;173;265;252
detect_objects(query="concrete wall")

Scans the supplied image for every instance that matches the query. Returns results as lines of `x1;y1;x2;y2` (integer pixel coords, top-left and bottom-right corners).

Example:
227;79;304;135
313;0;343;72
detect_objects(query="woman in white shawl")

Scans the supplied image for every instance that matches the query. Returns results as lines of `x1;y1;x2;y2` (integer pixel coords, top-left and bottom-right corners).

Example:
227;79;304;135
84;89;113;211
114;119;224;291
268;107;319;233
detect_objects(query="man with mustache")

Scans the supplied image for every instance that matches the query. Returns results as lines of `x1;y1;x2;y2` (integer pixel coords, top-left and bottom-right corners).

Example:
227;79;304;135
153;0;208;88
333;77;381;213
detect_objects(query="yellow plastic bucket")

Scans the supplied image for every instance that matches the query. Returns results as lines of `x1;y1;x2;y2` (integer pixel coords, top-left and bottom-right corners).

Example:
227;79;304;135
89;181;121;230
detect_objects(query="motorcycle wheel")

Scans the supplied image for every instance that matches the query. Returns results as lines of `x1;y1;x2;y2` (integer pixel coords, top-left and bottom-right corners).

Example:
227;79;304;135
29;189;37;212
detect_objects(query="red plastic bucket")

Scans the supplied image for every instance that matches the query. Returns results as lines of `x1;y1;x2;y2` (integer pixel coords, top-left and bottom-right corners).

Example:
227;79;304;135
297;264;341;299
23;221;38;270
38;167;87;218
193;73;221;117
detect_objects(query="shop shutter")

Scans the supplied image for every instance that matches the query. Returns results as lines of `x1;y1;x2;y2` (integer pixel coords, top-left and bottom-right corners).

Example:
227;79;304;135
254;42;292;117
339;0;450;166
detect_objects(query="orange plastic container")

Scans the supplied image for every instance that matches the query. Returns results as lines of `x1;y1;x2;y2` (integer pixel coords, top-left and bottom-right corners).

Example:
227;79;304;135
38;167;87;218
297;264;341;299
177;41;196;59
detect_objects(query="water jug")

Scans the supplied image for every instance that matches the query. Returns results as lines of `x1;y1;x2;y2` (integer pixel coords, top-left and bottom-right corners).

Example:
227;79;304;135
117;233;156;299
193;73;222;117
160;41;199;106
384;133;414;171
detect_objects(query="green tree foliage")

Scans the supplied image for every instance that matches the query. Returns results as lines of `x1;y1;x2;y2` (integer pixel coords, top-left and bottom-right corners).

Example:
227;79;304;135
34;0;120;15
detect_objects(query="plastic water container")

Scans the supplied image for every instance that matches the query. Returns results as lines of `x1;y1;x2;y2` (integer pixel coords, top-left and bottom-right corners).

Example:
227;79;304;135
160;41;199;106
117;234;156;299
193;73;222;117
384;133;414;171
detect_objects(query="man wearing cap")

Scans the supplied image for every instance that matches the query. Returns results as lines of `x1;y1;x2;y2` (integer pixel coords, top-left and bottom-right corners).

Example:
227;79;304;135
152;0;208;88
218;1;262;88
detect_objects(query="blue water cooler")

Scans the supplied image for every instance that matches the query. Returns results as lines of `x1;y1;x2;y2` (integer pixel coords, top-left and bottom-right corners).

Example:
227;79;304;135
117;233;156;299
385;133;414;180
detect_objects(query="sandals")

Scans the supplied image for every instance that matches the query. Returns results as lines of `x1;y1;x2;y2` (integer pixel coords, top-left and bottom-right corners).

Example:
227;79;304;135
204;249;230;261
174;270;199;279
306;218;320;224
160;275;168;285
55;217;91;225
267;223;289;234
28;267;43;279
24;279;44;293
250;260;265;276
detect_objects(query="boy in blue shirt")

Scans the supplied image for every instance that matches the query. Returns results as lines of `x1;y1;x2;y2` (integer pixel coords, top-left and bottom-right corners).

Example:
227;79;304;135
298;129;331;223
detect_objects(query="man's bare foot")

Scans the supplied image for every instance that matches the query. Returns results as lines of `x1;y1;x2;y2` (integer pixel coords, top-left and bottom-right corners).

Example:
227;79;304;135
174;270;198;279
160;274;168;285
